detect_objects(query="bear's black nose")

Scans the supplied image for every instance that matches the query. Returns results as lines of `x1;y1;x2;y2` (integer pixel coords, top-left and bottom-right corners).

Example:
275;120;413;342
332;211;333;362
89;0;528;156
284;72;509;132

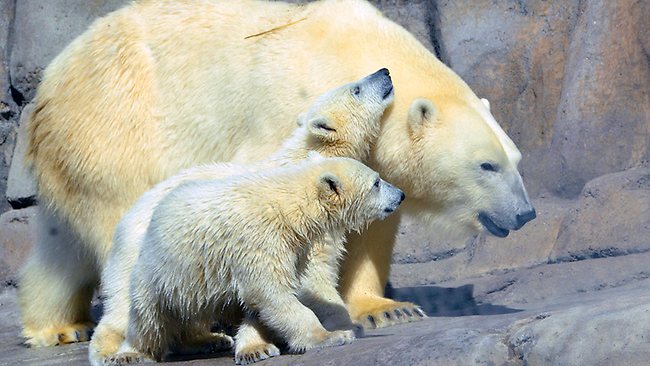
399;192;405;203
515;208;536;228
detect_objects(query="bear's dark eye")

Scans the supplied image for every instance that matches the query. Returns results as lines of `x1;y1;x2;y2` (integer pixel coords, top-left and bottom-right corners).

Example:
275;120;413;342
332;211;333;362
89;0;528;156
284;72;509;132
373;177;380;188
480;162;498;172
352;86;361;96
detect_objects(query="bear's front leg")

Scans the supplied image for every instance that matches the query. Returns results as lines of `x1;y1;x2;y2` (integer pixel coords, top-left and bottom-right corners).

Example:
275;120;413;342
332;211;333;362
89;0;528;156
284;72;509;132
339;214;426;329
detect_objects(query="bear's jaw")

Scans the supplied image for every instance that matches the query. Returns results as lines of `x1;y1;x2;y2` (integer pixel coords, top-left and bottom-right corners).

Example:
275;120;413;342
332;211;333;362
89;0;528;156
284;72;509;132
478;212;510;238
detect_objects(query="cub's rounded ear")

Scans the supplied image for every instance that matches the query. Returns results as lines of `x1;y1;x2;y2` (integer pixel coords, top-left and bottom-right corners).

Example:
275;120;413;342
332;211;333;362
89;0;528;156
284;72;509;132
307;117;337;139
480;98;490;110
407;98;436;135
307;151;324;161
318;172;342;198
296;113;307;127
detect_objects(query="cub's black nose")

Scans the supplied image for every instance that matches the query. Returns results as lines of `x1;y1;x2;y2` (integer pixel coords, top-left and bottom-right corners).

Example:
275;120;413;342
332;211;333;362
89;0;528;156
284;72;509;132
371;68;390;78
399;192;405;203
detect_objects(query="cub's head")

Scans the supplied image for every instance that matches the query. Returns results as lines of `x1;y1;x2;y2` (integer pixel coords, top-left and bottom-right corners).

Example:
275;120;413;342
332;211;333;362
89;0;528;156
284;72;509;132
298;68;394;161
310;155;404;231
391;96;535;238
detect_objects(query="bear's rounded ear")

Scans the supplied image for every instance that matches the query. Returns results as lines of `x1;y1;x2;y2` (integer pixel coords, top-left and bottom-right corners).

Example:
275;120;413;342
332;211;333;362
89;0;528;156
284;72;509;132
318;172;342;198
407;98;436;135
481;98;490;111
307;117;337;139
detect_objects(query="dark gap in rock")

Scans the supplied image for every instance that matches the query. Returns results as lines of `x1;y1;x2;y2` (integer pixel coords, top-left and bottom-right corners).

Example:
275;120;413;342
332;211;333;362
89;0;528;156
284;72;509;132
9;85;25;106
7;195;37;210
426;1;450;66
547;247;650;265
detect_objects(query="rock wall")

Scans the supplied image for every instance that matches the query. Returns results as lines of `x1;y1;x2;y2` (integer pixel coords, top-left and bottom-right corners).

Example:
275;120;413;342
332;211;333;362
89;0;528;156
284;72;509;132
0;1;648;364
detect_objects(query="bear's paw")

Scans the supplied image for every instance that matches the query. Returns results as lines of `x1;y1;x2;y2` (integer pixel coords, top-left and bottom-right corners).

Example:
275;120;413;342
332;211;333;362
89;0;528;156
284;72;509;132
104;352;155;365
349;297;426;329
23;321;95;347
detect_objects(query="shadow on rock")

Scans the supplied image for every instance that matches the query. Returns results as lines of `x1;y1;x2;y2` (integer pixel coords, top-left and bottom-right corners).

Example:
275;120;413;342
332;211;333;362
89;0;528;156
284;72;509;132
386;283;521;316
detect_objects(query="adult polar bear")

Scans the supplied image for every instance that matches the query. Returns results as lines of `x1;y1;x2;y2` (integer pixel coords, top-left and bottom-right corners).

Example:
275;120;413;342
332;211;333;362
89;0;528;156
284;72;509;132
22;0;536;346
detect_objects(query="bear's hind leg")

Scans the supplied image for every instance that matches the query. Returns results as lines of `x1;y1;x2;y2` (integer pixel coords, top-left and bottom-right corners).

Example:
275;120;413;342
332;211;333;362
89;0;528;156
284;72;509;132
19;207;99;347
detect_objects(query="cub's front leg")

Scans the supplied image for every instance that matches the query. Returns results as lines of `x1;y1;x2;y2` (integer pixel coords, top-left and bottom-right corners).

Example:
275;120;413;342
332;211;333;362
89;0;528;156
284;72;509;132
241;279;354;354
298;235;361;336
235;315;280;365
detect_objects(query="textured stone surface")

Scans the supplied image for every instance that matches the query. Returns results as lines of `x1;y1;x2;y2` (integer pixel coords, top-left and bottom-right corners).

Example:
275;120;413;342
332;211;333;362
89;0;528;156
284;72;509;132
0;0;18;214
391;167;650;287
6;103;36;208
0;206;36;285
434;0;650;198
9;0;128;101
391;197;573;286
550;0;650;197
550;168;650;262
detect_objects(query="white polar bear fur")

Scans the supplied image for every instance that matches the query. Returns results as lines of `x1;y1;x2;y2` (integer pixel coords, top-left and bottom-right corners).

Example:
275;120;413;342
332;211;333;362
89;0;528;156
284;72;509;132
89;71;395;365
22;0;534;346
98;156;403;363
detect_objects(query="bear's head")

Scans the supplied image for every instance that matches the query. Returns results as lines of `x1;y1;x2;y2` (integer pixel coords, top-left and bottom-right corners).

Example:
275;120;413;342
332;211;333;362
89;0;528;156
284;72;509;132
381;95;535;238
312;156;404;232
298;68;394;161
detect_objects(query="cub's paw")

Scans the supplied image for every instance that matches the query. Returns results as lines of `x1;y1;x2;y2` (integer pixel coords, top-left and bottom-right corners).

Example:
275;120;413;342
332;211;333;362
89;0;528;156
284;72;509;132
177;332;234;355
349;297;426;329
315;329;355;349
23;321;95;347
234;342;280;365
104;352;155;365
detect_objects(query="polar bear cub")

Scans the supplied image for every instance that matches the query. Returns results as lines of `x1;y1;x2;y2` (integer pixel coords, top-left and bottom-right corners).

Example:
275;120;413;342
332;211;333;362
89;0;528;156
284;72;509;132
106;156;404;363
89;69;394;364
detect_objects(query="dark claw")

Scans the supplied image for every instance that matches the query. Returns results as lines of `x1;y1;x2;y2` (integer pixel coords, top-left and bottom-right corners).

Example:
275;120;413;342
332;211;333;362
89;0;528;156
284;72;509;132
403;308;412;317
414;308;426;317
366;315;377;328
394;309;403;318
384;311;391;319
255;351;260;359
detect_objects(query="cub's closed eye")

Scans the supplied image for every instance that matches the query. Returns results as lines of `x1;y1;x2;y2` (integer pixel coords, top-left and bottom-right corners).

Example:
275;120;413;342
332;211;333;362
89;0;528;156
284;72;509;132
352;86;361;96
373;178;380;188
480;162;498;172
